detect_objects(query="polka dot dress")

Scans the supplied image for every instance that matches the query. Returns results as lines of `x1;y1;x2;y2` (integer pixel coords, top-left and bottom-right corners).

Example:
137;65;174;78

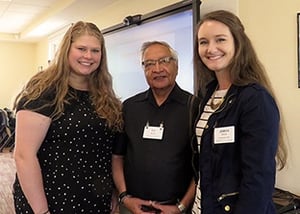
13;88;116;213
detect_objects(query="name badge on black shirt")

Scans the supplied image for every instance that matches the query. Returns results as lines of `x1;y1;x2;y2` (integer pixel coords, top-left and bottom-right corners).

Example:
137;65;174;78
143;122;164;140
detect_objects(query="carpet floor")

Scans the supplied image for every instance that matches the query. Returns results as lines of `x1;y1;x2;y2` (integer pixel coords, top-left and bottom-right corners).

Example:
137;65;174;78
0;151;16;214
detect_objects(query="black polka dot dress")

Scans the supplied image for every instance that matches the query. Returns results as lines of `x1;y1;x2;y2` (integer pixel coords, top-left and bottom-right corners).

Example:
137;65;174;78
13;88;117;214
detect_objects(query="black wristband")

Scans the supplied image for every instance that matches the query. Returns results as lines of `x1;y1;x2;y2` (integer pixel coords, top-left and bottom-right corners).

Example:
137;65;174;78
118;191;128;204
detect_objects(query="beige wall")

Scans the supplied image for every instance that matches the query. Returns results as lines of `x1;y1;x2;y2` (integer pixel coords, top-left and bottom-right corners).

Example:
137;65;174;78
36;37;51;75
0;42;36;109
88;0;179;30
1;0;300;195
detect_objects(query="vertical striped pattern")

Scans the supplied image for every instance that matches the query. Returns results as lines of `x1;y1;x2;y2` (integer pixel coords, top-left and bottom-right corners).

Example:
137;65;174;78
192;89;228;214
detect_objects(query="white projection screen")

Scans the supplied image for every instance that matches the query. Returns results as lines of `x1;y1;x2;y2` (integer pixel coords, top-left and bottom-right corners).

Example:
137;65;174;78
104;9;194;101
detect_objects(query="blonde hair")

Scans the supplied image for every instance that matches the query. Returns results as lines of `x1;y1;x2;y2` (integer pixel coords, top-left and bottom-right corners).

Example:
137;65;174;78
14;21;123;131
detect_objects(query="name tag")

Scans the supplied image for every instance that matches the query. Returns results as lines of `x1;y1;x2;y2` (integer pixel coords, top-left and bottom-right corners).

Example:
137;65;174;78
143;125;164;140
214;126;235;144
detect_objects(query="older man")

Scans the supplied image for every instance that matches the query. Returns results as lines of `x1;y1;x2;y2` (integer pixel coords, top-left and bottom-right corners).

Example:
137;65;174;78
112;41;200;214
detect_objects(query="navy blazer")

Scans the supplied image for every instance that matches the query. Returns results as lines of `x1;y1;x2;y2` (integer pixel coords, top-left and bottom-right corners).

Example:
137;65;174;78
196;81;279;214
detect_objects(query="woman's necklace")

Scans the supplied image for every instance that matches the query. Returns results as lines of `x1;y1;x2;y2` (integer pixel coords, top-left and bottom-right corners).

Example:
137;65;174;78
210;87;228;110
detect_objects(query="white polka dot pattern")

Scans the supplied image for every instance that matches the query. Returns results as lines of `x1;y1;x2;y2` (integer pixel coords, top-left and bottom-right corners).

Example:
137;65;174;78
13;89;116;213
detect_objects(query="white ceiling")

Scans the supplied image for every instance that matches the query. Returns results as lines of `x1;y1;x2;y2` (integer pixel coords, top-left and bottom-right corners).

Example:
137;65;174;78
0;0;115;42
0;0;238;43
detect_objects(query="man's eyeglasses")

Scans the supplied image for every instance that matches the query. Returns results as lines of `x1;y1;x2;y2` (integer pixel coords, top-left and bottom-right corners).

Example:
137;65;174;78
142;56;175;70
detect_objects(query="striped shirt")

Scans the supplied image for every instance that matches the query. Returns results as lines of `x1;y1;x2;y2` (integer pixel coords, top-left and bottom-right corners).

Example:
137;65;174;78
192;89;228;214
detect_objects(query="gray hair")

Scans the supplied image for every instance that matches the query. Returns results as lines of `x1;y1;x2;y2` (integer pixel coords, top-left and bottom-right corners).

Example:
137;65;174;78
140;41;178;64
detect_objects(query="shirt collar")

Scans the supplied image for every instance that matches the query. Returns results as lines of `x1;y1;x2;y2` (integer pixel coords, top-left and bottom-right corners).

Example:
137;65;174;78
136;83;187;105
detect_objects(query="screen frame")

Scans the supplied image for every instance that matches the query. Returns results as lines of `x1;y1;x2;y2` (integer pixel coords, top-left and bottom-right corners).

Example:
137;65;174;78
102;0;201;93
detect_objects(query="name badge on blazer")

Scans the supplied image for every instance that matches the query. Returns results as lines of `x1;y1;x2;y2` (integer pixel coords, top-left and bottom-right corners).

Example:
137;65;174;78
214;126;235;144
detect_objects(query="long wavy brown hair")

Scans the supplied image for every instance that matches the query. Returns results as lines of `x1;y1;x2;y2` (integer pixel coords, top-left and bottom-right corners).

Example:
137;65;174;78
14;21;123;131
193;10;287;170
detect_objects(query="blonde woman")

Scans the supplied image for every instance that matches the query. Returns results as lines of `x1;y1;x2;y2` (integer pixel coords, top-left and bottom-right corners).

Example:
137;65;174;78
13;21;123;214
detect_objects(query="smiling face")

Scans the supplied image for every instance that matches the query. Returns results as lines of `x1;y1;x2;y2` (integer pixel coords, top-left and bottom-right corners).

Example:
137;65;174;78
68;34;101;85
142;44;178;94
197;20;235;74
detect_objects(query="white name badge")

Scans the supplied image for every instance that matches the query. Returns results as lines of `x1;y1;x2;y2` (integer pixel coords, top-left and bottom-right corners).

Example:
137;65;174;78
143;125;164;140
214;126;235;144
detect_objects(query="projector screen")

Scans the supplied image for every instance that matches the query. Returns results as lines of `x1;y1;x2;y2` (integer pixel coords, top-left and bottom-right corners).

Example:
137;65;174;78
104;9;193;101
